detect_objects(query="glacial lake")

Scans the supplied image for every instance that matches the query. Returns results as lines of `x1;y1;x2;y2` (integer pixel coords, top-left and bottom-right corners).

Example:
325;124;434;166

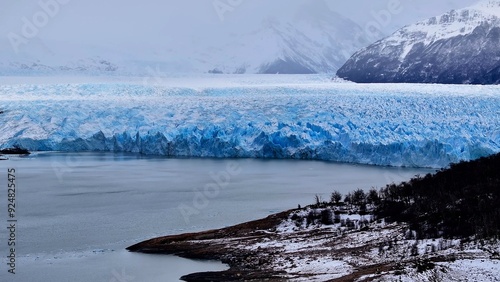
0;152;433;281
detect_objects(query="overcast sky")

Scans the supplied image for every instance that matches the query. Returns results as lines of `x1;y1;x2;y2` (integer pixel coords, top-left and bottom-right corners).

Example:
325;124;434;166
0;0;480;55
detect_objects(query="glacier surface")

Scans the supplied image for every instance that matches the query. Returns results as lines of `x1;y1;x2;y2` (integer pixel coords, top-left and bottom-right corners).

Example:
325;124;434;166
0;75;499;168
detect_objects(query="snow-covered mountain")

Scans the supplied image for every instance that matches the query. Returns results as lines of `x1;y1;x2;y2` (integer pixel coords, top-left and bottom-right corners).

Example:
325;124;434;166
337;0;500;84
0;1;377;76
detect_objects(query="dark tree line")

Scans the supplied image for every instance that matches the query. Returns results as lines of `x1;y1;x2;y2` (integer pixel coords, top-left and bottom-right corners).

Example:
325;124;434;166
313;153;500;239
376;153;500;239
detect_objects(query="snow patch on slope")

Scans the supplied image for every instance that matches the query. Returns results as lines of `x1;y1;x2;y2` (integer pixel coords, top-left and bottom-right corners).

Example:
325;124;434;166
388;0;500;60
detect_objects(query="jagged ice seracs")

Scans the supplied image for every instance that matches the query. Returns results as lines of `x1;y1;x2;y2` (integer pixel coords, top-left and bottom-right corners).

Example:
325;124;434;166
0;76;498;168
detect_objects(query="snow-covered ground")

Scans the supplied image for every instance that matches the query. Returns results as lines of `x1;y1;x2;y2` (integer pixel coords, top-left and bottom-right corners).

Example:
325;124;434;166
172;205;500;281
261;208;500;281
1;75;499;168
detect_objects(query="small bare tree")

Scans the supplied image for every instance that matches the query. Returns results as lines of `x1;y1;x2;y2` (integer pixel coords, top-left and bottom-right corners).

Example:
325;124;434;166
314;194;322;206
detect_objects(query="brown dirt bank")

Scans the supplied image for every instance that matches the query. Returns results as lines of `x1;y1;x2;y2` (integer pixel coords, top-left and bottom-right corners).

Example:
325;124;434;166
127;211;291;281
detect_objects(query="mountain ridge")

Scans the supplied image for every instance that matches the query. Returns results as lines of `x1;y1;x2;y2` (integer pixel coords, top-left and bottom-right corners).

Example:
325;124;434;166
337;0;500;84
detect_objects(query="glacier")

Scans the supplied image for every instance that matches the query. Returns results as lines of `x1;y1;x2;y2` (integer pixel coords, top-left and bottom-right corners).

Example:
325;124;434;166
0;75;499;168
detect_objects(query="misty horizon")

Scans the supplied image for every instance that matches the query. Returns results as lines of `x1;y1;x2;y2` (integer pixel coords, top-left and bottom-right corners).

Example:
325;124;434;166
1;0;479;66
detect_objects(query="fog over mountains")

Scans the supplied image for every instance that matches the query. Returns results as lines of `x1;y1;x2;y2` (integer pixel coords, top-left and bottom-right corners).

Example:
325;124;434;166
0;0;478;75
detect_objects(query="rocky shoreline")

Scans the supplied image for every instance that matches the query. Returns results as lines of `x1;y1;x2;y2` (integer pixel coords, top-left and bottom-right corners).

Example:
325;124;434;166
127;207;500;281
0;147;30;155
0;147;30;160
127;211;290;281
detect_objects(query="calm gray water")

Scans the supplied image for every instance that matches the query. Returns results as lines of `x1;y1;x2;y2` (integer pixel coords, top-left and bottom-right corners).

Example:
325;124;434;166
0;153;432;281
